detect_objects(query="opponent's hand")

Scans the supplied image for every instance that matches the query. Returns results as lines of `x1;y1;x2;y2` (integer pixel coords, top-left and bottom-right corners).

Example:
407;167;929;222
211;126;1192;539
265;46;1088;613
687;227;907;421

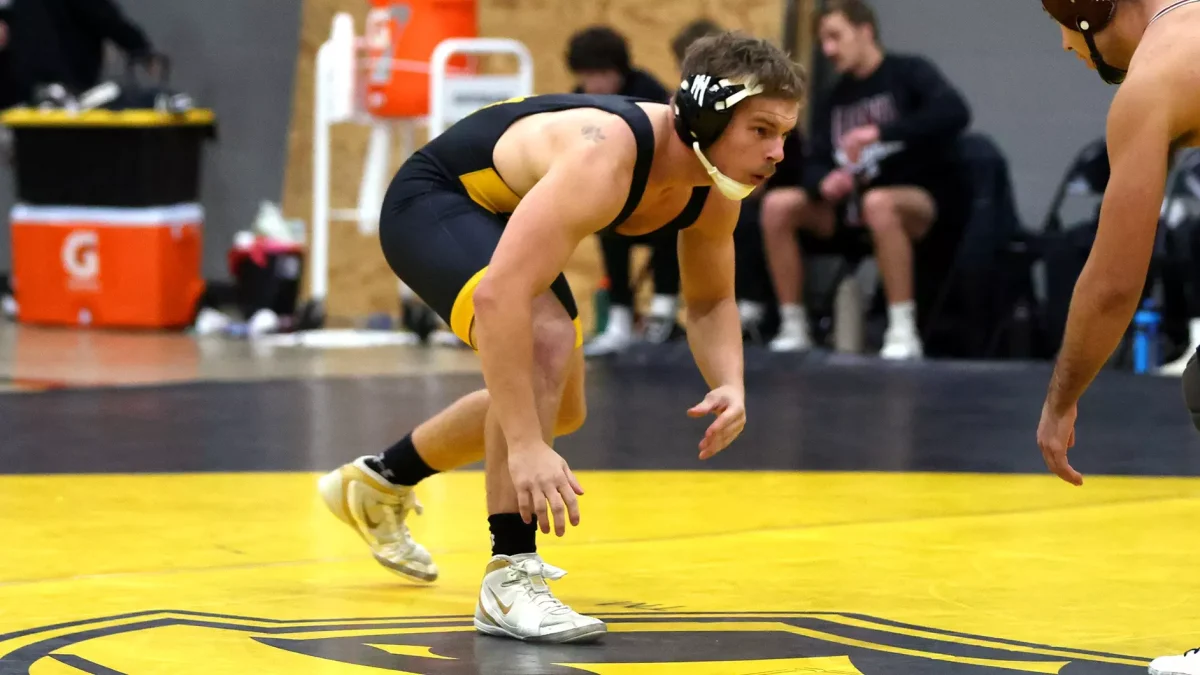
1037;401;1083;486
839;125;880;164
819;169;855;203
508;441;584;536
688;386;746;460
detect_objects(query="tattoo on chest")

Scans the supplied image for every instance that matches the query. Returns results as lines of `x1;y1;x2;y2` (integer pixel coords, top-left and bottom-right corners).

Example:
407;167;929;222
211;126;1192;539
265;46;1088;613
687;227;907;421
581;125;606;142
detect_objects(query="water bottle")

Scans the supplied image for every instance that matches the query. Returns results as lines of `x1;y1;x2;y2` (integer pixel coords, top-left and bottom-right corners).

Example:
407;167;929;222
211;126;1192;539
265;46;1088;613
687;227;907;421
832;273;863;353
1132;298;1162;373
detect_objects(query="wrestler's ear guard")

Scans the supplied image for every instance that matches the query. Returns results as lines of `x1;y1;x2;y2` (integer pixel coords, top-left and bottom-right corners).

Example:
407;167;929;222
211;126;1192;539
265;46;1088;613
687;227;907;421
673;73;764;201
1041;0;1126;84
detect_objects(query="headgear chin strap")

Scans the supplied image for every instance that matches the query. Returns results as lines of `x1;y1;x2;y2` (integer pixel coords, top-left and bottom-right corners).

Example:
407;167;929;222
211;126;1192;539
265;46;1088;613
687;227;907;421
673;73;765;200
1041;0;1126;84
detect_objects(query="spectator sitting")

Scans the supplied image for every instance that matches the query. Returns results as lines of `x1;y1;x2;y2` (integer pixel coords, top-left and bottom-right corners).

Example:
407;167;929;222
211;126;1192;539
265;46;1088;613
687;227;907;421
760;0;971;359
565;26;679;356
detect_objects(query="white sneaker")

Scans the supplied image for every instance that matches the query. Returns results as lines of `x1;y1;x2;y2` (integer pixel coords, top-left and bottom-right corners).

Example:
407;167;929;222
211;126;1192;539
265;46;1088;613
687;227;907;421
583;329;632;356
318;457;437;582
1150;648;1200;675
880;327;923;360
1157;349;1195;377
473;554;606;643
769;322;812;352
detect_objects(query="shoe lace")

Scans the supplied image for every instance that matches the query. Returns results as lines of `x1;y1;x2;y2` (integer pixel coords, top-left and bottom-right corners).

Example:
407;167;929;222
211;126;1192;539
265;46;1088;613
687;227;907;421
372;488;423;548
505;558;571;615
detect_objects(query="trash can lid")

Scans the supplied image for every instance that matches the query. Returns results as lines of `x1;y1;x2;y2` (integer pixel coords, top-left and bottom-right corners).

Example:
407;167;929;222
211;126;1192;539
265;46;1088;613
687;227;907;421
0;108;215;127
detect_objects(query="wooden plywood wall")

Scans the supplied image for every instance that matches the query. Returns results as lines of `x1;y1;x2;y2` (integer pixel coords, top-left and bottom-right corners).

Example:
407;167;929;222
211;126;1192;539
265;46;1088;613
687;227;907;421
281;0;817;329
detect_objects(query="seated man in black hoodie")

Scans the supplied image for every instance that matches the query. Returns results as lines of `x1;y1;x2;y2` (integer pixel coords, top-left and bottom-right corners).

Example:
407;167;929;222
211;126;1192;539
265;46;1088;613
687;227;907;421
565;26;681;355
761;0;971;359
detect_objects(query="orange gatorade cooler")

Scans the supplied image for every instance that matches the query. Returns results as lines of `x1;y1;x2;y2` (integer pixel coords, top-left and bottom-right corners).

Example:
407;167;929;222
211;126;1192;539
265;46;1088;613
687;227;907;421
364;0;478;118
10;204;205;329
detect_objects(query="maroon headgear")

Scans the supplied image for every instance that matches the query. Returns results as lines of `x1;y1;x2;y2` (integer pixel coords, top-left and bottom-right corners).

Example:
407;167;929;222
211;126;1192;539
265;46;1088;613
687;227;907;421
1041;0;1125;84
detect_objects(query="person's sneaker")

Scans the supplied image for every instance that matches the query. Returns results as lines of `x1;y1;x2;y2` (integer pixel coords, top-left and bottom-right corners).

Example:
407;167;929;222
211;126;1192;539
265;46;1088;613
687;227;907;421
880;327;923;360
473;553;606;643
318;457;437;582
768;321;812;352
1150;648;1200;675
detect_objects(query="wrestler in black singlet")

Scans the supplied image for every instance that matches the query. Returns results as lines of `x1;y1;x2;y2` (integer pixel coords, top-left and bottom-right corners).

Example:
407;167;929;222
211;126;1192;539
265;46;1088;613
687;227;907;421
378;93;711;349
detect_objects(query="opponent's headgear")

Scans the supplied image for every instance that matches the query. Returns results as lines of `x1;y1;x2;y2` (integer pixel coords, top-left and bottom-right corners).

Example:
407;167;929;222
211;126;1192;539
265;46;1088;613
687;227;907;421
674;72;765;200
1042;0;1125;84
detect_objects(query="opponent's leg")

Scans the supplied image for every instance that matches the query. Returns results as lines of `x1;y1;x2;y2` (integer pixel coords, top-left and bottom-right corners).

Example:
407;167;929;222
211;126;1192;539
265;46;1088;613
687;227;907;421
1182;348;1200;431
860;186;936;360
474;292;605;644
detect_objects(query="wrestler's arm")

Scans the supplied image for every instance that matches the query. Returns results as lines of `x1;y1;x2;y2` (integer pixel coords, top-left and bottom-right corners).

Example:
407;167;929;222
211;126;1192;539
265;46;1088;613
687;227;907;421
1044;70;1172;415
678;196;744;393
473;122;634;451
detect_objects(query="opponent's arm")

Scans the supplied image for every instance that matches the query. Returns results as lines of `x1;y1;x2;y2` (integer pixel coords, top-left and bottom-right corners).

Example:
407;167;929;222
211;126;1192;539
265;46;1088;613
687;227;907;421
473;123;633;451
678;196;745;458
1044;73;1171;416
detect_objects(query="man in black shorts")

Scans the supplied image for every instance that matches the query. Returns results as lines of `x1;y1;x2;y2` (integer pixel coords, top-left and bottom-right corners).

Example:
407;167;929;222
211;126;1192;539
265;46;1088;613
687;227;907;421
317;31;805;643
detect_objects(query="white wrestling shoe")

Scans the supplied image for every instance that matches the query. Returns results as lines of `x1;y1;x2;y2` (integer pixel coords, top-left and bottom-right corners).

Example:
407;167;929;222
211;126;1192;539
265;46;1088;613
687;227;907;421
318;456;438;582
473;553;607;643
1150;648;1200;675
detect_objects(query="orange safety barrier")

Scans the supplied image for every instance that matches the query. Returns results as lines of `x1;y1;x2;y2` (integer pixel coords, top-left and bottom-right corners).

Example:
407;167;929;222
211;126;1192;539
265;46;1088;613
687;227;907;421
364;0;477;118
10;204;205;329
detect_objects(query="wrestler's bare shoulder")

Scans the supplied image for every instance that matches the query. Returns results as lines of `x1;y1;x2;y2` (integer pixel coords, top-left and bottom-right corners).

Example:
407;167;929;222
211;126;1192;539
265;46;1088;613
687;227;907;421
493;105;645;195
1128;7;1200;146
500;102;668;158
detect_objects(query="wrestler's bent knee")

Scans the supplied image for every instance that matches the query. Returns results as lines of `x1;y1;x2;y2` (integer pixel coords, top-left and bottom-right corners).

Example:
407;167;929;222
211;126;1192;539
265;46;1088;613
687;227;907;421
1181;348;1200;431
531;309;577;387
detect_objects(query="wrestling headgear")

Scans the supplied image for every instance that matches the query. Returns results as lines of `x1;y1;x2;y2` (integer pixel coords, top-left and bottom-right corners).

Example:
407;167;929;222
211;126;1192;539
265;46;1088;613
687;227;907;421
1042;0;1126;84
674;73;765;200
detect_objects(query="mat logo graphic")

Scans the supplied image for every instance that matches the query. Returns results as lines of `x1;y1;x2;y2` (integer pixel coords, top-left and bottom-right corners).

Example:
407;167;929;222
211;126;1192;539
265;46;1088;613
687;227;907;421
0;610;1149;674
61;230;99;290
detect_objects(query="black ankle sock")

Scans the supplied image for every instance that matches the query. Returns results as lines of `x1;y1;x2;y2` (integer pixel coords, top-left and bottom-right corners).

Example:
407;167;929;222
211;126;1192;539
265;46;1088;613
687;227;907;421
368;433;438;486
489;513;537;556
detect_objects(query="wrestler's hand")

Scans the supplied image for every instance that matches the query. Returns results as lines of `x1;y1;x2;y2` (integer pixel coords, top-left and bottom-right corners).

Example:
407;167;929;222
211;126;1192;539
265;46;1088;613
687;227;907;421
1037;401;1083;486
688;385;746;460
508;441;584;536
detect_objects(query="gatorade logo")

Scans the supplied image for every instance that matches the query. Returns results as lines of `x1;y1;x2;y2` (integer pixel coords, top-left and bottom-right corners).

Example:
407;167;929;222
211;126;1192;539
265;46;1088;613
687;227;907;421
366;3;412;84
61;230;100;291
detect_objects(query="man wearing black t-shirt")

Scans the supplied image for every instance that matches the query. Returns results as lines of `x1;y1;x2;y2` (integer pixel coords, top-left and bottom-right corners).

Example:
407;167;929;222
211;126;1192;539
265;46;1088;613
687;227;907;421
761;0;971;359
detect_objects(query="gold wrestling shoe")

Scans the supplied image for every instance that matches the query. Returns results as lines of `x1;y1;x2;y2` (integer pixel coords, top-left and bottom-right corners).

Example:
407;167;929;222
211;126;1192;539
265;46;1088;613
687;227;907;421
318;456;438;582
473;553;606;643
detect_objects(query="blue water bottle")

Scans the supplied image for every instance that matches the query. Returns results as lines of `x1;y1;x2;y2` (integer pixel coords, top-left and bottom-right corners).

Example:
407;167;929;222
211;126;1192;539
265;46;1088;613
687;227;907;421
1132;298;1162;373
